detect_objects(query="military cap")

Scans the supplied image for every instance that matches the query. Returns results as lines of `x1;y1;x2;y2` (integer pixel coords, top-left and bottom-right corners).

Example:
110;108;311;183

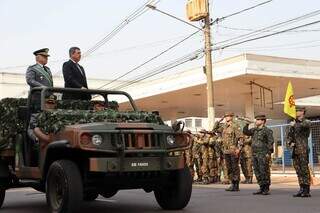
33;48;50;57
296;106;306;112
224;112;235;117
199;129;207;133
45;95;57;104
255;114;267;120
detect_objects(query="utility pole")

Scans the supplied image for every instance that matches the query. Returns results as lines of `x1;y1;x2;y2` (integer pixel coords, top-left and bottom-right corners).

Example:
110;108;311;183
203;0;215;130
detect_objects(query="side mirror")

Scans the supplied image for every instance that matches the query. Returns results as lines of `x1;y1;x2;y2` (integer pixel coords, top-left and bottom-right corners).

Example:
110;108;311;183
18;106;28;121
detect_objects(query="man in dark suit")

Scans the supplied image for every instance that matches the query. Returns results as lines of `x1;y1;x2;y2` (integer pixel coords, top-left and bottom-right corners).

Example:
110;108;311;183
62;47;91;100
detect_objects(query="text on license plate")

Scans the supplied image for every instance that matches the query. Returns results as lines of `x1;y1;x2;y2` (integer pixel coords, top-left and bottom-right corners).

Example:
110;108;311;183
131;162;149;167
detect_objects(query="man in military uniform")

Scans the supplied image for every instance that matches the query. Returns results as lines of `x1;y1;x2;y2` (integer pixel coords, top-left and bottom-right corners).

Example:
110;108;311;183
208;132;219;183
184;130;195;180
26;48;53;88
192;132;203;182
243;115;274;195
199;129;212;184
213;113;242;191
287;107;312;198
214;133;230;184
26;48;53;112
240;135;253;184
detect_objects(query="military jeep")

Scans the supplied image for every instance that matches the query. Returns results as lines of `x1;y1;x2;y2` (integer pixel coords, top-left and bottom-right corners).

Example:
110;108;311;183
0;87;192;212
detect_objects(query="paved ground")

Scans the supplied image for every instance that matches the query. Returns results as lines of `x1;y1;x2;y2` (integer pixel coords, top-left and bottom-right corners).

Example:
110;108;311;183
2;183;320;213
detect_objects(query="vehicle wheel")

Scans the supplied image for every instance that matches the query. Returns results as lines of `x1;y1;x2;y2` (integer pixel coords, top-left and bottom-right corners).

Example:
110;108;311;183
0;186;5;209
100;190;117;199
46;160;83;213
84;191;99;201
154;167;192;210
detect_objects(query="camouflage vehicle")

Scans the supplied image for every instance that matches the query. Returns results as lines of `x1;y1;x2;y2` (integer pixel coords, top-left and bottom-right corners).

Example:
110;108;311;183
0;87;192;212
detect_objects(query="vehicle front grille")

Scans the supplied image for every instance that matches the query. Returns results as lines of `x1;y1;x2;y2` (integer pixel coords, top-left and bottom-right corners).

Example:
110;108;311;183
120;133;162;149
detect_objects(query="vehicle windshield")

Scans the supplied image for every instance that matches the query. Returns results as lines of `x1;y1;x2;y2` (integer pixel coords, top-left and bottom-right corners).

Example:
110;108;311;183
30;88;136;113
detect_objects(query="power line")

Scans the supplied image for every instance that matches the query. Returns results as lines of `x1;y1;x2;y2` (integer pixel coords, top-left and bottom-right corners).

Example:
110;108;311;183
110;49;204;90
83;0;160;58
217;25;320;33
214;19;320;51
50;0;160;77
225;39;320;50
213;0;273;24
96;30;201;89
214;9;320;46
226;43;320;52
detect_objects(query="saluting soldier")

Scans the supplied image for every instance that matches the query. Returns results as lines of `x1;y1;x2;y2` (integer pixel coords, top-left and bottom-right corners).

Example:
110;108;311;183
213;112;243;191
26;48;53;88
287;107;312;198
243;115;274;195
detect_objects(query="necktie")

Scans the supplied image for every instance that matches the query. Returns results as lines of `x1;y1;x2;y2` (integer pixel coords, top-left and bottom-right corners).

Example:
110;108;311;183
76;63;84;76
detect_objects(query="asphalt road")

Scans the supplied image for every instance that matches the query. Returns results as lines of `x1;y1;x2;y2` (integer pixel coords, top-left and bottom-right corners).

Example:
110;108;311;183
2;184;320;213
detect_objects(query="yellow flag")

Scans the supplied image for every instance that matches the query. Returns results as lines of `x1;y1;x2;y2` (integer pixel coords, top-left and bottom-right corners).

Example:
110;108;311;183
284;81;296;119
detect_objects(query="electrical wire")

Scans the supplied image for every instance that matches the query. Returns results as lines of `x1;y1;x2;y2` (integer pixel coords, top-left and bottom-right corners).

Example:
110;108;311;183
110;49;204;90
96;30;201;89
214;9;320;46
214;19;320;51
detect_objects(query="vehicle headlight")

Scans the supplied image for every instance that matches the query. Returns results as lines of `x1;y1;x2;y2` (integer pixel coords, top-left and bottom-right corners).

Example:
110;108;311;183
92;134;103;146
166;135;175;146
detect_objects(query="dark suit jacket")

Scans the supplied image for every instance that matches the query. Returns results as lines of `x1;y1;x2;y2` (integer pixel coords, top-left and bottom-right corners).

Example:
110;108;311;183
62;60;91;100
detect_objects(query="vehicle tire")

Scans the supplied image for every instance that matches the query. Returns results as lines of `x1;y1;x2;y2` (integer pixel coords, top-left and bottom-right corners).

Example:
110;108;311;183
154;166;192;210
84;191;99;201
0;186;5;209
46;160;83;213
100;190;117;199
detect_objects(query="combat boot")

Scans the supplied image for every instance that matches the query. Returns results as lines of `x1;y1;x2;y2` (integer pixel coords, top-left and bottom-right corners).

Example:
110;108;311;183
216;176;221;183
261;185;270;195
253;186;263;195
232;181;240;191
202;177;210;185
293;184;303;197
241;179;247;184
225;182;235;191
301;185;311;198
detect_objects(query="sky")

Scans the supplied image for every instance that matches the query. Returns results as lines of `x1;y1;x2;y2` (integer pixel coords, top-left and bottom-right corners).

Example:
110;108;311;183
1;0;320;88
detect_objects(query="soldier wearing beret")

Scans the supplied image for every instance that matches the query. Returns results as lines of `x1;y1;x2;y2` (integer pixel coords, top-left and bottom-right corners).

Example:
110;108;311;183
243;115;274;195
213;112;243;191
26;48;53;88
287;106;312;197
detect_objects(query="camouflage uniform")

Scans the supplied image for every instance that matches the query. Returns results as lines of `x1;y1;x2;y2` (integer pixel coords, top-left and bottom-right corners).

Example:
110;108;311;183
192;135;203;182
185;133;195;179
214;118;242;191
214;135;229;183
286;114;311;197
243;119;274;195
240;136;253;184
200;133;211;184
208;134;219;183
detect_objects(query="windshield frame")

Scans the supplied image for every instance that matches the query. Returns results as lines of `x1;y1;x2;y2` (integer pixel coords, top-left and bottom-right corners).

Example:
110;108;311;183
28;87;138;112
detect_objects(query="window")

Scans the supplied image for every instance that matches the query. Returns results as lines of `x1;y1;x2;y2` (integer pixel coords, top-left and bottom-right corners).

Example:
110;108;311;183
185;119;193;128
195;119;202;127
